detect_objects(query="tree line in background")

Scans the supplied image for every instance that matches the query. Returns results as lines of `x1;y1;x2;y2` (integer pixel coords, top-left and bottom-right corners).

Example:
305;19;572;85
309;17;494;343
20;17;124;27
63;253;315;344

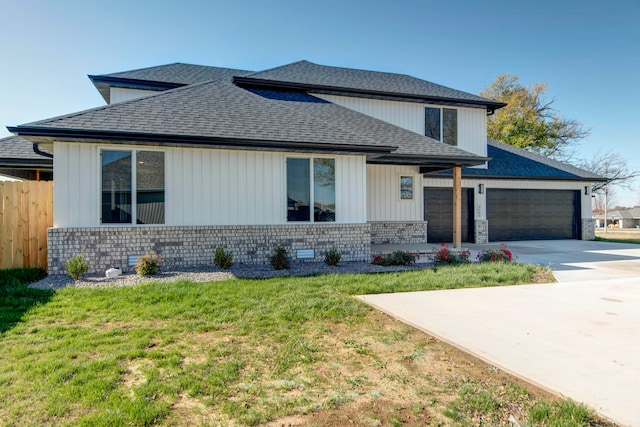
479;74;639;210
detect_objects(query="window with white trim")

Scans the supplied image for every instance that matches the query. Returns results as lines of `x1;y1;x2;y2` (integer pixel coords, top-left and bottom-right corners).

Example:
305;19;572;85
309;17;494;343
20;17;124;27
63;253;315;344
425;107;458;146
287;157;335;222
101;149;165;224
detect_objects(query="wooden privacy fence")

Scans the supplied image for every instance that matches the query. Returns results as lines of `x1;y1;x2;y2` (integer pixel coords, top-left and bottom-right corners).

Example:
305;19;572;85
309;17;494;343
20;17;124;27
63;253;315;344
0;181;53;270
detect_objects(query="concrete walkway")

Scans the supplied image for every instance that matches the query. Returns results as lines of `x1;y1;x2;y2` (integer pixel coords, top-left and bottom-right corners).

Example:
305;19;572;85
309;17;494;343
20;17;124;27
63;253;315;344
359;240;640;426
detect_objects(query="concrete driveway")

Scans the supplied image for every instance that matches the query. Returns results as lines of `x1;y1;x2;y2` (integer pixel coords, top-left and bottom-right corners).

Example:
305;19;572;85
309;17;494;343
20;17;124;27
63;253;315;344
358;240;640;426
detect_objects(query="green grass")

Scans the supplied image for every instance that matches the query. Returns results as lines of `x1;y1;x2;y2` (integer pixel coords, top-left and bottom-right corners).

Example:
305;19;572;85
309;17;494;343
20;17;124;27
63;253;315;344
0;267;46;286
0;268;50;334
0;263;606;426
594;236;640;244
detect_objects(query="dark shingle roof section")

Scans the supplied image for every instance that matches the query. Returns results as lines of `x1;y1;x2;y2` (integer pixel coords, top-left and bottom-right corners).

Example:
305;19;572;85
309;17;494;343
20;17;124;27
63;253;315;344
0;135;51;160
14;82;486;165
89;63;254;103
100;63;253;85
240;61;502;109
434;139;604;180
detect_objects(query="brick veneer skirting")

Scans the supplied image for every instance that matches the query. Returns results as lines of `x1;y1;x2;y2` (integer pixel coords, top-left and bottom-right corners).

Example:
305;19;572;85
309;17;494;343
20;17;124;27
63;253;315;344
369;221;427;244
581;218;596;240
47;224;371;274
474;220;488;244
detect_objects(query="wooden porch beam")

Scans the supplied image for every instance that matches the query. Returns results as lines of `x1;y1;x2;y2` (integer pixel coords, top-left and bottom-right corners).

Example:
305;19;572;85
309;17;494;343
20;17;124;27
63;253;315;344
453;165;462;248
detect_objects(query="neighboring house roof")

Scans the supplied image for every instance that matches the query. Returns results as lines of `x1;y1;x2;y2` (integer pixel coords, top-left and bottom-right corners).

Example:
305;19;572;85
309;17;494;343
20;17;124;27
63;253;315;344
0;135;53;168
236;60;505;112
10;81;487;169
432;139;604;181
88;63;253;103
598;207;640;219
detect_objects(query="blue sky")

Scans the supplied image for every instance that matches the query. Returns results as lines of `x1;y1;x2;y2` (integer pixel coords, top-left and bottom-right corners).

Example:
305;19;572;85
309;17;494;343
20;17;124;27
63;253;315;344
1;0;638;205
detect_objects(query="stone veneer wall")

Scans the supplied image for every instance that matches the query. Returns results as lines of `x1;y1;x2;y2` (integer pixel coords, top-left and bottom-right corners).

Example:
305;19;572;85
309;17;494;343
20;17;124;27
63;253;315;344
474;220;488;244
369;221;427;244
581;218;596;240
48;224;371;274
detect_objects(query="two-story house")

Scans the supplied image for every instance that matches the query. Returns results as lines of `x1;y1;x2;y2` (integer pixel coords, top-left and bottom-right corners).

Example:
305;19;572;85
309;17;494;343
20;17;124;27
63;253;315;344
7;61;602;273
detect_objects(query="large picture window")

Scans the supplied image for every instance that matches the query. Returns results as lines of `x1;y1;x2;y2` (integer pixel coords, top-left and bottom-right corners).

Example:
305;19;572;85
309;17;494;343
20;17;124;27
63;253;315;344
287;157;335;222
425;107;457;146
101;149;165;224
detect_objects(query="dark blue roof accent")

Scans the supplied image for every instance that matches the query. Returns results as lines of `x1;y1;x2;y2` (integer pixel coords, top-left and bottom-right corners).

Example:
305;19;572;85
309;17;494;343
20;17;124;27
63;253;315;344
438;144;580;178
245;88;330;103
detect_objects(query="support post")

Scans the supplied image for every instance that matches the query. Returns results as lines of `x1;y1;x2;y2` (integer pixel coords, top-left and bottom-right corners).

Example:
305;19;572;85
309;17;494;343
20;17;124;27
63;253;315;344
453;165;462;248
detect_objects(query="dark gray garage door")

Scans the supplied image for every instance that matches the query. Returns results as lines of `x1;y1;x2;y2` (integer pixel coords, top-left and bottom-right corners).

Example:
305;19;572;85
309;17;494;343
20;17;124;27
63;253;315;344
424;188;474;243
487;189;580;241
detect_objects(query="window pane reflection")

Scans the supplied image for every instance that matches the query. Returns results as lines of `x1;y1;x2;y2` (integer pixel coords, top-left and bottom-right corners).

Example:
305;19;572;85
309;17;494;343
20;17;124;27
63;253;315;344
314;158;335;222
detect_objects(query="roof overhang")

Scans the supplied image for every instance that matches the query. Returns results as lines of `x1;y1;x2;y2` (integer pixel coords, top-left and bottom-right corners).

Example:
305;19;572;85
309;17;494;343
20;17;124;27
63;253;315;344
368;154;490;172
423;172;607;182
0;158;53;169
234;76;507;113
88;75;185;103
8;126;398;156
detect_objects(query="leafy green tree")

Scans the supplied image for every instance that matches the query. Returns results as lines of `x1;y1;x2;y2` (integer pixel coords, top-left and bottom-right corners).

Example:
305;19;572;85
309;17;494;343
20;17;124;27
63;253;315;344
479;74;589;157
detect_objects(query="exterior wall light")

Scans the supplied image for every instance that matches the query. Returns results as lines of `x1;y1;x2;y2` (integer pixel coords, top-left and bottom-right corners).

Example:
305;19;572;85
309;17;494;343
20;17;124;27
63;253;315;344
584;186;590;195
478;184;484;194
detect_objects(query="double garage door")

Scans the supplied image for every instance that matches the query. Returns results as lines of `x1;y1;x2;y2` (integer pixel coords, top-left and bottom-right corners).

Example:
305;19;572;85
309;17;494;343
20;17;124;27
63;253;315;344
487;189;580;241
425;188;580;242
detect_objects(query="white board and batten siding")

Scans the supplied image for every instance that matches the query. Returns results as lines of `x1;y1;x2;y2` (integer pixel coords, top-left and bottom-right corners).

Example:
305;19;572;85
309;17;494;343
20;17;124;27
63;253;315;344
423;177;593;220
109;88;160;104
367;164;422;222
314;94;488;158
53;142;367;227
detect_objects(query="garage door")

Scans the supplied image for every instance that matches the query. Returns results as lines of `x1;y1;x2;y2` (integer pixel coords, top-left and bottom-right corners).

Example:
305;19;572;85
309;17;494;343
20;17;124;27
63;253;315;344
424;188;474;243
487;189;580;241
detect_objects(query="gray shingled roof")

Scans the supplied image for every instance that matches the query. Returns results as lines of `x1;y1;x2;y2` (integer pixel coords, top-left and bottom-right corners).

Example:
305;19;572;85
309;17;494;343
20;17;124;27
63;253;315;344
434;138;604;180
486;139;604;180
0;135;52;161
242;60;499;106
16;82;486;164
101;63;253;85
90;63;254;103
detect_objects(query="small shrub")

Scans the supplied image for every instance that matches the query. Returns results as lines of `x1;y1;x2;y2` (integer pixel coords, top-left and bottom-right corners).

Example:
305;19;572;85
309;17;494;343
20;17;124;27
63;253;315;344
324;247;341;266
135;253;161;276
214;246;234;270
430;243;470;266
477;243;515;263
270;246;290;270
371;251;416;266
65;253;90;280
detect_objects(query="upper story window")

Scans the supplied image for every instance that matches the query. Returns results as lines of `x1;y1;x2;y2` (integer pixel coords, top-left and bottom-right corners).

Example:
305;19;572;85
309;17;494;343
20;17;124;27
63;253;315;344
287;157;335;222
425;107;458;146
101;149;165;224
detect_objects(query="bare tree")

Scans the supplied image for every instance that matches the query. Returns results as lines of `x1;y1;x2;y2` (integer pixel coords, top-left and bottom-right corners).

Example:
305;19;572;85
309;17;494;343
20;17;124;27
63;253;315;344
577;149;640;193
592;186;616;215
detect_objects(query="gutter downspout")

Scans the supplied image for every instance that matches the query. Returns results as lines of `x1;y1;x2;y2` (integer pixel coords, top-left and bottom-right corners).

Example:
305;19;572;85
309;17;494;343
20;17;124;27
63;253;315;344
32;143;53;182
32;143;54;159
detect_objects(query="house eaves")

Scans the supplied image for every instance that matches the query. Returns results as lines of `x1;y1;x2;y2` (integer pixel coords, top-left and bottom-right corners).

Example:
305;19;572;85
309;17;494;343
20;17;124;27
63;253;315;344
88;75;185;103
236;60;506;113
89;63;253;103
234;76;506;113
9;78;489;172
8;126;396;156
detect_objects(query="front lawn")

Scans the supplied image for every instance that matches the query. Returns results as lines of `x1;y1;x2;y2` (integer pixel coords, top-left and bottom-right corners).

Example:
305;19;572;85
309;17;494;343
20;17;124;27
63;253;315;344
0;263;607;426
594;236;640;244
